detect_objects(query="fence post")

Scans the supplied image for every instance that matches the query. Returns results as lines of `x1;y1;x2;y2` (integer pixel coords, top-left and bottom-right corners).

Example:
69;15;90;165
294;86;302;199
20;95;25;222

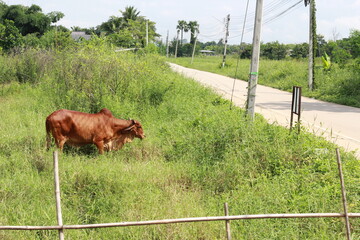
224;203;231;240
336;149;352;240
290;86;302;133
53;151;64;240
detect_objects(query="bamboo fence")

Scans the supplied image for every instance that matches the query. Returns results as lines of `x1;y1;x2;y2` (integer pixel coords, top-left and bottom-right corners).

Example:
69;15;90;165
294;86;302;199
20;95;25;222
0;149;359;240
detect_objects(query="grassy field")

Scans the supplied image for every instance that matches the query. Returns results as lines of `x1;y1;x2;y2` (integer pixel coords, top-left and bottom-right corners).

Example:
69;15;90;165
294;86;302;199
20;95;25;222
168;55;360;108
0;48;359;239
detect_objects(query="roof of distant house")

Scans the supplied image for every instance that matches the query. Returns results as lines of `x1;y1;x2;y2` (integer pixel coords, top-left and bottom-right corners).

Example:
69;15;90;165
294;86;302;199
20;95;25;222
71;31;91;41
200;50;215;53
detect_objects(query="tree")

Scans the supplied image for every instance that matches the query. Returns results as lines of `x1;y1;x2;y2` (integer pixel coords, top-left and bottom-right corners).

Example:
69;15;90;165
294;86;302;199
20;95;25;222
2;3;63;36
347;29;360;58
188;21;199;45
98;15;123;34
325;40;351;65
240;44;253;59
0;19;23;51
98;6;159;48
40;28;74;50
176;20;188;45
107;18;158;48
121;6;140;24
291;43;308;58
261;41;287;60
98;6;139;34
47;11;65;23
0;1;7;22
316;34;327;57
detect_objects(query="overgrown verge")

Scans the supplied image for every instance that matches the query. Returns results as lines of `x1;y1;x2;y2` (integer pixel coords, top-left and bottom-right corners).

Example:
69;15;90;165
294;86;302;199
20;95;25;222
0;48;359;239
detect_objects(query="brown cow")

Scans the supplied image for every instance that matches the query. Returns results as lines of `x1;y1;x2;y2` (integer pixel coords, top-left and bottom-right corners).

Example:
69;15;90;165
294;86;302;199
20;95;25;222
46;108;145;154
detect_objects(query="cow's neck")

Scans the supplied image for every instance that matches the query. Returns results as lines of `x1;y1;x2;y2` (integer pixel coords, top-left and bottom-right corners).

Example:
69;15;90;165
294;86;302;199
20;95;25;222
112;118;132;130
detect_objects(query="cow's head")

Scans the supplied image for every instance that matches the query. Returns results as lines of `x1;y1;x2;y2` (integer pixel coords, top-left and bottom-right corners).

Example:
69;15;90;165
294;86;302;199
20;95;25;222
123;120;145;139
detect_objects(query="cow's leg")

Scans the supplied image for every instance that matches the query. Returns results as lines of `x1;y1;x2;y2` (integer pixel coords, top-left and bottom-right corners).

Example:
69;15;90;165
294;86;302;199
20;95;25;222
57;138;67;152
46;132;52;150
94;140;105;154
52;128;67;152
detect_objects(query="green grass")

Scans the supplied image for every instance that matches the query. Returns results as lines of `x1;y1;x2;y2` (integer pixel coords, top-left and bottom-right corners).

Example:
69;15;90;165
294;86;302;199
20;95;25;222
169;55;360;108
0;49;359;239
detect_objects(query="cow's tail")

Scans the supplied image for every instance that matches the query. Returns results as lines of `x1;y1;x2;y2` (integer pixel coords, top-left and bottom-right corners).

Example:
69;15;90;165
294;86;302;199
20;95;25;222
45;118;52;150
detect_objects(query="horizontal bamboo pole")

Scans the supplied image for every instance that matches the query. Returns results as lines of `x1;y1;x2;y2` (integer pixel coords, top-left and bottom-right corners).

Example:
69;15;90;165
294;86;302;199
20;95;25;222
1;213;360;231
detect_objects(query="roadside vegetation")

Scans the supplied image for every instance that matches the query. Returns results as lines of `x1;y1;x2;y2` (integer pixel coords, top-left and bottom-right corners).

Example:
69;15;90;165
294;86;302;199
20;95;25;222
1;45;360;239
1;2;360;239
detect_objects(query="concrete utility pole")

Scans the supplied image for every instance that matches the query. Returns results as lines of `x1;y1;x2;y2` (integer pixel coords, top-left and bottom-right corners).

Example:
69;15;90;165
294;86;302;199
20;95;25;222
175;30;179;58
307;0;314;90
166;30;169;58
246;0;264;120
222;14;230;68
191;34;198;64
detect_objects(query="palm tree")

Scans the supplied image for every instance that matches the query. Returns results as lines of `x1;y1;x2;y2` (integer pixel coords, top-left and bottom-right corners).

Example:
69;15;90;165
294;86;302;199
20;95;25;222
188;21;199;45
176;20;188;45
121;6;140;23
99;15;123;33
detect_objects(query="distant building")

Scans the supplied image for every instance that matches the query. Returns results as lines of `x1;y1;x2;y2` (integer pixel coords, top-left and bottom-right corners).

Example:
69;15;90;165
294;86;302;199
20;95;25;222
70;31;91;41
200;50;215;55
181;39;188;44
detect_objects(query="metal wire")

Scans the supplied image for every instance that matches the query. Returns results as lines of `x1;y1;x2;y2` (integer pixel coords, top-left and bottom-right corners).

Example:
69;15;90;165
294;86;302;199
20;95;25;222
230;0;250;110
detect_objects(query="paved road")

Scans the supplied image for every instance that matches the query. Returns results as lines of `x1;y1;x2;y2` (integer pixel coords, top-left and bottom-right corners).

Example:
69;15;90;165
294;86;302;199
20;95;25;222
169;63;360;158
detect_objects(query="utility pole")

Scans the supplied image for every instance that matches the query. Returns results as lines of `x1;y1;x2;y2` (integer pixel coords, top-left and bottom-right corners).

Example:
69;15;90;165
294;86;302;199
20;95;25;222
246;0;263;120
305;0;315;90
175;30;179;58
166;30;169;58
191;34;198;64
222;14;230;68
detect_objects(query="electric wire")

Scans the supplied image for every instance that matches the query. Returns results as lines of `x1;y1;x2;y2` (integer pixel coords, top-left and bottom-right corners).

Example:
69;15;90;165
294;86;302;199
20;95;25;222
230;0;250;110
201;0;302;40
228;0;303;41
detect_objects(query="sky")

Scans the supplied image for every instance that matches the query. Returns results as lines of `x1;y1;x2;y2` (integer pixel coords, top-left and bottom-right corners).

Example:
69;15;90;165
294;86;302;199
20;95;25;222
3;0;360;44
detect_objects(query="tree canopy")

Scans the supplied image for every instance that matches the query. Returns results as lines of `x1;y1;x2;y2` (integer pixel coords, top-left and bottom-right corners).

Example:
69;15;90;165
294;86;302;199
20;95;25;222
1;3;63;36
0;3;160;51
98;6;159;48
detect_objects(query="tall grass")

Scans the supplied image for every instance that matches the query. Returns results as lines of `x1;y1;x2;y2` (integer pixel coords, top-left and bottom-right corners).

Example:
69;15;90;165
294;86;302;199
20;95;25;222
0;49;359;239
169;55;360;107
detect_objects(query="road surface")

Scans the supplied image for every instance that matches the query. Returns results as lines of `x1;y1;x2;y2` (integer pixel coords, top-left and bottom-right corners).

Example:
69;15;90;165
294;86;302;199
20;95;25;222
169;63;360;158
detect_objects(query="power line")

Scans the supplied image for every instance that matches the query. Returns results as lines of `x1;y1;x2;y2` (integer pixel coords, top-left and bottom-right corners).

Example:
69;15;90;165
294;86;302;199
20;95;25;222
231;0;296;21
263;0;303;25
197;0;304;43
230;0;250;110
228;0;303;40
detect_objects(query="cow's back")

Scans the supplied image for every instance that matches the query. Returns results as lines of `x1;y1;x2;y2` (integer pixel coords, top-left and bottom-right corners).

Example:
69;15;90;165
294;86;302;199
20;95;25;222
46;109;111;145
